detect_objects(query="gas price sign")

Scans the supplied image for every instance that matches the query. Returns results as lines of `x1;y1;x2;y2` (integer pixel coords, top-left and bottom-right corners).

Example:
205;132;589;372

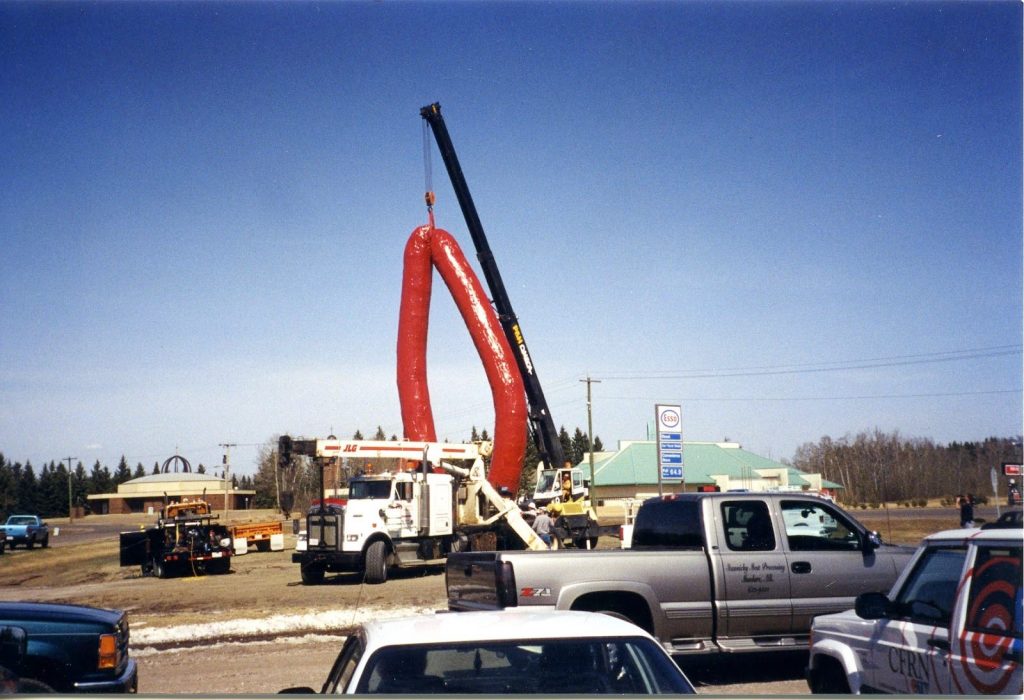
656;404;683;481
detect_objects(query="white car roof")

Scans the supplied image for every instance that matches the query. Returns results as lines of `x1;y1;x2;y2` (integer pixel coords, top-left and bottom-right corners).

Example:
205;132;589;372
360;610;652;649
923;527;1023;543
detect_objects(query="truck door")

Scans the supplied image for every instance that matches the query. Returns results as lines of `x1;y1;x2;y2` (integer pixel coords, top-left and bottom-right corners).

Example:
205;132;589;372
863;544;966;694
948;543;1022;694
781;499;900;631
714;499;793;644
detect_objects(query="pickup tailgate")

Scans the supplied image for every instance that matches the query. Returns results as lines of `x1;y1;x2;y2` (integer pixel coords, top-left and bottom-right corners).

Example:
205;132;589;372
446;552;518;611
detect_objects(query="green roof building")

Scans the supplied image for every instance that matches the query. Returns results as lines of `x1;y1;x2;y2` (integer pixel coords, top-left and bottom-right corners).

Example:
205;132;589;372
577;440;842;503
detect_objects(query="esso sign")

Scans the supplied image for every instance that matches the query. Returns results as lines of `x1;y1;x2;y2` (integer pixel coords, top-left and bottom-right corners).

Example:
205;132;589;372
660;409;680;428
656;404;681;433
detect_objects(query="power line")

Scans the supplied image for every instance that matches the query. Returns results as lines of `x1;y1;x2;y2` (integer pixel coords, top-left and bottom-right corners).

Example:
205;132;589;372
600;389;1020;403
596;345;1020;380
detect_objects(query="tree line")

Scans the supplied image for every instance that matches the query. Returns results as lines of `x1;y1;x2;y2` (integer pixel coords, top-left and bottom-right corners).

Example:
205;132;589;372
0;453;255;521
790;431;1022;505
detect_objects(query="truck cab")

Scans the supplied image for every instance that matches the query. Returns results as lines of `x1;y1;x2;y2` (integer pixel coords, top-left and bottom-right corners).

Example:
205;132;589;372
300;468;459;585
533;467;587;506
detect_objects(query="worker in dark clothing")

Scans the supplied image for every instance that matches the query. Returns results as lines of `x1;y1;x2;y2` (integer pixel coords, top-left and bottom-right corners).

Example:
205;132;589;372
959;494;975;528
1008;480;1021;507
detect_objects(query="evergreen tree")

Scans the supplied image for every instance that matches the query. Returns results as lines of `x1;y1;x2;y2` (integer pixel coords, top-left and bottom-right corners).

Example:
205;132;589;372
558;426;573;466
353;429;364;440
133;463;146;479
571;428;590;464
593;436;604;452
16;461;38;513
151;461;161;475
72;462;88;510
89;460;112;495
373;426;386;440
0;453;15;518
197;464;206;474
113;456;132;485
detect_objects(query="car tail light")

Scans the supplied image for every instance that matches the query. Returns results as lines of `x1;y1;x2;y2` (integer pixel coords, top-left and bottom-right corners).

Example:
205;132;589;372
98;634;118;669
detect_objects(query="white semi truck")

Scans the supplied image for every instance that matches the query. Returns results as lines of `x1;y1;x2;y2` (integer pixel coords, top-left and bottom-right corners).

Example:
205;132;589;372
280;436;548;584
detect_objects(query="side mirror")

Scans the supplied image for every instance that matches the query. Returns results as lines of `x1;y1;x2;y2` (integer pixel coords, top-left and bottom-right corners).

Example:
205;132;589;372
862;530;882;553
855;591;892;619
0;626;28;669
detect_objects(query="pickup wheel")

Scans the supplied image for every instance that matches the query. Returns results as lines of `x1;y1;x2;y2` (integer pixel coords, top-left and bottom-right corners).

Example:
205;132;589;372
364;541;388;584
26;536;34;550
300;562;325;585
153;558;168;579
571;593;654;635
808;657;850;694
41;535;49;548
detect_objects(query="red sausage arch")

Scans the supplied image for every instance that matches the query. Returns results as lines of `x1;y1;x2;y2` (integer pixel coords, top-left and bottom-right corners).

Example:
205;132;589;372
396;224;527;491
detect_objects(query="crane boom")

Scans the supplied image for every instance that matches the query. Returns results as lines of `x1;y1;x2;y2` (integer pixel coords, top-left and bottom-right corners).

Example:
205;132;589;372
420;102;566;473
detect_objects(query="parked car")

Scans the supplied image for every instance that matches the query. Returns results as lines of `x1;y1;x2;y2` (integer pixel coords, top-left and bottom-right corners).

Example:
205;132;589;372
807;528;1022;694
981;510;1023;530
3;515;49;549
0;602;138;693
280;609;695;694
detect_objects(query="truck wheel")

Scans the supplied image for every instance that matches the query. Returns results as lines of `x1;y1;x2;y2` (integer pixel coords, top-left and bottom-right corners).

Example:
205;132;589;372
26;536;34;550
300;563;325;585
153;558;168;579
808;658;850;694
41;535;49;548
364;541;389;584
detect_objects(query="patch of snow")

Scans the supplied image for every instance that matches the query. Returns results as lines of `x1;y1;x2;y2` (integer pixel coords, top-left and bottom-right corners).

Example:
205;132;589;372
130;606;435;645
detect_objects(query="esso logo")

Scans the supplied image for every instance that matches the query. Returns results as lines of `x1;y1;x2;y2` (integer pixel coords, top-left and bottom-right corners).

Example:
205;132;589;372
660;409;680;428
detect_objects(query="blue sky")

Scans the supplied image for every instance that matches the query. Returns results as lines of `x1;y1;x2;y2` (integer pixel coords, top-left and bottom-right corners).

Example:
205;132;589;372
2;1;1021;476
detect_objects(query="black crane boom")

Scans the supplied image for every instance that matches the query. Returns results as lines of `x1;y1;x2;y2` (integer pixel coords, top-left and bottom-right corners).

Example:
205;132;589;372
420;102;566;473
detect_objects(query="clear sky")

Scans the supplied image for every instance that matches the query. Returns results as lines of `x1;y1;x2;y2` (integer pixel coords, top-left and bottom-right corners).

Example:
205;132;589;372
2;1;1021;477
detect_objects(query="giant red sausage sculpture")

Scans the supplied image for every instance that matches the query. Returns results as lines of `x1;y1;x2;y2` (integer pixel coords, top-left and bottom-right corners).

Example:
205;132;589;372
397;224;527;492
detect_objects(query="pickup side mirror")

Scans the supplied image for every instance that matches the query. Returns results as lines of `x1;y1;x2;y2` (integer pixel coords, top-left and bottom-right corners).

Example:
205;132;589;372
855;591;892;619
862;530;882;553
0;626;28;670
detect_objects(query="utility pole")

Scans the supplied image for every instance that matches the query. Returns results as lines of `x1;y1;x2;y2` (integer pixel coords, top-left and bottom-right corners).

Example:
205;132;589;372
63;457;77;523
580;376;602;511
219;443;237;518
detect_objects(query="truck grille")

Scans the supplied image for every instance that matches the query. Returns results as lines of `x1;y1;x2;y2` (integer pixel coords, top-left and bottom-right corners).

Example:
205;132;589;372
308;512;340;548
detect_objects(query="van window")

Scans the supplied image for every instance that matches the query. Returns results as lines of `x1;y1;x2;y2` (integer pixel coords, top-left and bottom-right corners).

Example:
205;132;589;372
964;545;1022;638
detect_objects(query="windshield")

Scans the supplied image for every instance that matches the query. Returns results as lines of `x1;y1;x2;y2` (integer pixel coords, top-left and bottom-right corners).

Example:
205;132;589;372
348;480;393;500
536;470;557;493
6;516;36;525
354;638;693;694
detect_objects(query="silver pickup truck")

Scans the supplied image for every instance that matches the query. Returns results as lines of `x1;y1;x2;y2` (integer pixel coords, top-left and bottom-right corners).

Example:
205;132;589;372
446;492;915;656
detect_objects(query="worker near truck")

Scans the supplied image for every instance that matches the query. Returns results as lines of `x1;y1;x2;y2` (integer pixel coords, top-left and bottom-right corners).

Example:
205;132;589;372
532;507;554;546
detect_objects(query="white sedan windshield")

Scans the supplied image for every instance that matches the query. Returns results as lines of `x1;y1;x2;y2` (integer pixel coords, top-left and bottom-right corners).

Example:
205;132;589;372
354;638;693;694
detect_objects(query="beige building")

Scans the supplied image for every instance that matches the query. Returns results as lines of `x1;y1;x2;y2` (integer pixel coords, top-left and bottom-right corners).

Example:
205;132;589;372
86;472;256;515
